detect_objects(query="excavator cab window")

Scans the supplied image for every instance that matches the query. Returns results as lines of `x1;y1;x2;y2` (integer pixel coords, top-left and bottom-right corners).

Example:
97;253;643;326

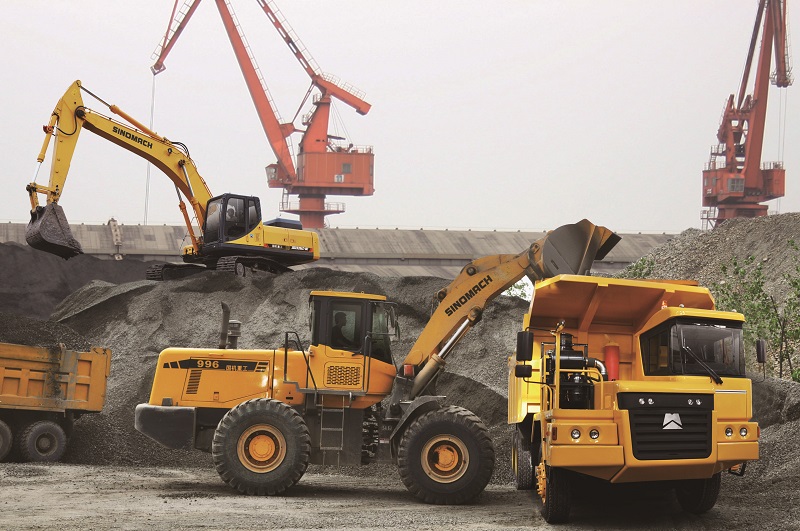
329;302;363;351
203;194;262;244
369;302;398;365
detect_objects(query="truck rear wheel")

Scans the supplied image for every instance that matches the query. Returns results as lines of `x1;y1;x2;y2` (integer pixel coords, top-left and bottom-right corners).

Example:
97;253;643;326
537;461;571;523
397;405;494;505
212;398;310;495
18;421;67;462
675;472;721;514
0;420;12;462
512;425;533;490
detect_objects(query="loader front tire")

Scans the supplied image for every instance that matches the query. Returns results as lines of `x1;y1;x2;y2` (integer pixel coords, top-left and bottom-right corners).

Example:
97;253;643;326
0;420;12;462
212;399;310;496
512;425;533;490
675;472;721;514
18;421;67;462
397;405;494;505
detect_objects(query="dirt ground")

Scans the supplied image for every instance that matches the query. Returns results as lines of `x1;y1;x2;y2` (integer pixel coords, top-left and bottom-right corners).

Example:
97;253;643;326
2;463;796;530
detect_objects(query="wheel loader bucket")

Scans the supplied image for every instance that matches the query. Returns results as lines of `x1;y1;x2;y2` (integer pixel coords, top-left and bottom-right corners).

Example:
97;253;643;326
25;204;83;259
540;219;621;277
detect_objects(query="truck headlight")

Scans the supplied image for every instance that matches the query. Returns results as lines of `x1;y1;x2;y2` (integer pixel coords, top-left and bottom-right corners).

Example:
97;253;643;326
740;427;748;437
589;429;600;440
570;429;581;440
725;427;733;437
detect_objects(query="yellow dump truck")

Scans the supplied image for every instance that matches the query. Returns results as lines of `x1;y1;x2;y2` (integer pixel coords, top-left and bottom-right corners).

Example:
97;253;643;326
0;342;111;462
509;275;760;523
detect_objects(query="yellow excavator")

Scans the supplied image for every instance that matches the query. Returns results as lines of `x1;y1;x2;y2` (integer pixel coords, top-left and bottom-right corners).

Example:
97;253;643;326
135;219;619;504
26;80;319;279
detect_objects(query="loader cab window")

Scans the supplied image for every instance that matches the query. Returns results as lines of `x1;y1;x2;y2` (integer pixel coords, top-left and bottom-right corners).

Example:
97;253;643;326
640;318;746;377
329;302;363;352
369;302;399;365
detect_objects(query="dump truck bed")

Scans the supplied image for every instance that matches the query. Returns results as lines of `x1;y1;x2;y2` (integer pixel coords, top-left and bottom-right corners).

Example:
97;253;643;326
0;342;111;413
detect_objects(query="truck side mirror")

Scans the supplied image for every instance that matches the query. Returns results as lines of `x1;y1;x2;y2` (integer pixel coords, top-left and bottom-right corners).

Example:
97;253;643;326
756;339;767;364
516;330;534;362
515;364;533;378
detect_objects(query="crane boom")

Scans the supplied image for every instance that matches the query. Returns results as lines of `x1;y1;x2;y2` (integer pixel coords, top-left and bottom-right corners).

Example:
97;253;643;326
702;0;793;226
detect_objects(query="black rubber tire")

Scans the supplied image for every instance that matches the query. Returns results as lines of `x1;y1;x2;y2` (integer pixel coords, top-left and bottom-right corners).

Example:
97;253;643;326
675;472;721;514
0;419;12;462
212;398;310;496
397;405;495;505
540;465;572;524
18;421;67;462
512;425;533;490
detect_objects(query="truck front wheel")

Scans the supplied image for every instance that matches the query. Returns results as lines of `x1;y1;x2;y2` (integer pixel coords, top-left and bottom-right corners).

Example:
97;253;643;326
212;399;310;495
675;472;721;514
0;420;12;462
18;421;67;462
537;461;571;523
397;405;494;505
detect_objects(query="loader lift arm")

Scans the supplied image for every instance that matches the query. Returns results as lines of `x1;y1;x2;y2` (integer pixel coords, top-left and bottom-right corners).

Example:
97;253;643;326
404;220;620;399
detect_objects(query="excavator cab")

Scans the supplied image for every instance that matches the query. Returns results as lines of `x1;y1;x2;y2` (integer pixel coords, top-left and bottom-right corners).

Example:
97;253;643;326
25;203;83;259
203;194;262;245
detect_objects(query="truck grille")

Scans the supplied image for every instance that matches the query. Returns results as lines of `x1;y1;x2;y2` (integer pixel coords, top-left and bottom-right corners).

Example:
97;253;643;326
619;393;713;461
628;409;712;460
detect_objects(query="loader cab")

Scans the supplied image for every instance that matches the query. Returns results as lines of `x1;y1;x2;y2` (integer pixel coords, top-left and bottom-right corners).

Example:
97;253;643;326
308;291;398;365
203;194;262;245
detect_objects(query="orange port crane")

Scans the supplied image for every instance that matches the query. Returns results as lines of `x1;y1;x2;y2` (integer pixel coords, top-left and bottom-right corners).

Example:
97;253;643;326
702;0;793;227
152;0;375;229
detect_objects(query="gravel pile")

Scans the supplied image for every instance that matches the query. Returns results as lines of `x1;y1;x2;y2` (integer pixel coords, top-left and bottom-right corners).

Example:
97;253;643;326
622;212;800;301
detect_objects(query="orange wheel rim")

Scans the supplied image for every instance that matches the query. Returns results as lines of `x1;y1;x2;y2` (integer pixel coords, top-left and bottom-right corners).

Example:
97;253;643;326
421;435;468;483
237;424;286;473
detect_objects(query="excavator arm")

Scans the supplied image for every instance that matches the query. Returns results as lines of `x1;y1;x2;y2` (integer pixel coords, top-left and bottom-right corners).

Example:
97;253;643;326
26;80;214;258
404;219;620;399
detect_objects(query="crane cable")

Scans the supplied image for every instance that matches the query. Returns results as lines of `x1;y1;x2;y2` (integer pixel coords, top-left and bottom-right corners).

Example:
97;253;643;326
145;75;157;225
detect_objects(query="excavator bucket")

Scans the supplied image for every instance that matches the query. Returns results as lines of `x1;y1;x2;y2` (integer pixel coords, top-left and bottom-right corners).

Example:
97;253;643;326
540;219;621;277
25;204;83;259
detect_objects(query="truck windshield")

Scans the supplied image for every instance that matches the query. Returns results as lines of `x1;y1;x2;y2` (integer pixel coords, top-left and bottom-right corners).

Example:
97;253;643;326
640;319;745;377
676;321;744;377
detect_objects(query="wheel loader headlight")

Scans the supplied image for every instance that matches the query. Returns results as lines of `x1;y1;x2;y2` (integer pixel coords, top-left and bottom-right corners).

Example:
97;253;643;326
740;427;748;437
589;429;599;440
725;427;733;437
570;429;581;440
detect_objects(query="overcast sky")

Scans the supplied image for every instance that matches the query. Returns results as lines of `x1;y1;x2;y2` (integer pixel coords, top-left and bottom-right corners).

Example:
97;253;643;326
3;1;798;233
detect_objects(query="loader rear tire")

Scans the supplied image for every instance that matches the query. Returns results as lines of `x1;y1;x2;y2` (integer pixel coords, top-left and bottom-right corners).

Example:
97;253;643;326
675;472;721;514
0;420;12;462
512;425;533;490
18;421;67;462
397;405;494;505
212;399;310;496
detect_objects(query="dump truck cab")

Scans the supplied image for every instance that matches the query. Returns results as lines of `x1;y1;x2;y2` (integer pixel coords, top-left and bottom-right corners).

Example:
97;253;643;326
509;275;759;523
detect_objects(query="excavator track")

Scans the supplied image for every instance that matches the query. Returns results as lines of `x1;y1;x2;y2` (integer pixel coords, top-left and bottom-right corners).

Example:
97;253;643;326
146;263;206;281
215;256;291;277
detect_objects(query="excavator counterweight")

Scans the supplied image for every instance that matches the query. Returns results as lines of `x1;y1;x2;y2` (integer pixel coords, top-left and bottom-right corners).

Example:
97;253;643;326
25;203;83;259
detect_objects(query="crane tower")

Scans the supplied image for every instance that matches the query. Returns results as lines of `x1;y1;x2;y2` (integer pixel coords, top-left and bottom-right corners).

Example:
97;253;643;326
152;0;374;229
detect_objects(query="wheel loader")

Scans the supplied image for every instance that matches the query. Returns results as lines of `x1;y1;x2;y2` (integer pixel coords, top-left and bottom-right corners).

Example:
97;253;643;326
135;219;619;503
